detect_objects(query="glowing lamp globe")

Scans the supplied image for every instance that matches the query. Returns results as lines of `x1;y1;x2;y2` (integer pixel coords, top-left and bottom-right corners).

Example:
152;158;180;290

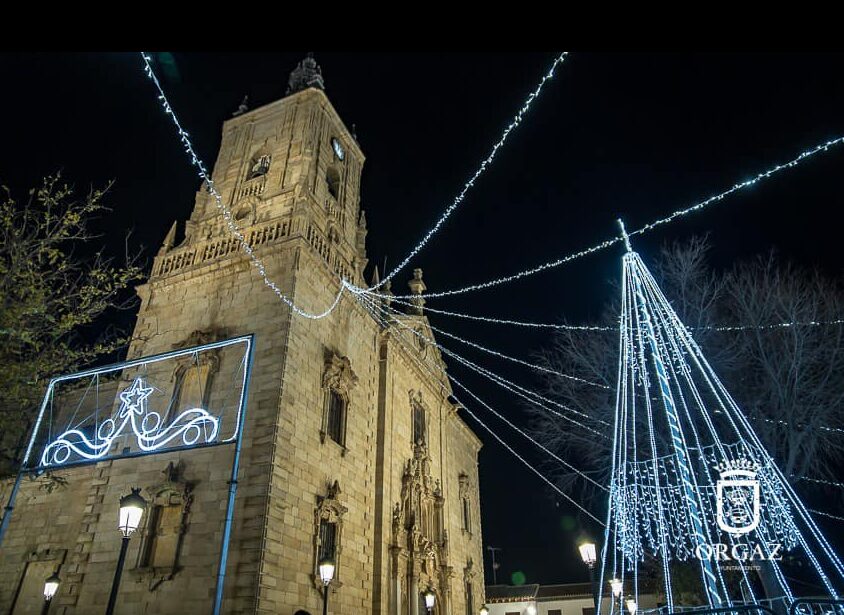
526;606;537;615
318;556;335;586
43;572;61;600
578;542;597;567
424;589;436;609
480;607;490;615
610;578;623;598
118;488;147;537
626;599;638;615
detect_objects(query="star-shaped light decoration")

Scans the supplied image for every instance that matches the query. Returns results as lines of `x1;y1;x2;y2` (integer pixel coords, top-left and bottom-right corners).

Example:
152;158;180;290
118;377;155;418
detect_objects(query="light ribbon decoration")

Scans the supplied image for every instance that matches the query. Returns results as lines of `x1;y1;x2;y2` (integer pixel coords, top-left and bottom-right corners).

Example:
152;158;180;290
597;222;844;614
40;376;220;467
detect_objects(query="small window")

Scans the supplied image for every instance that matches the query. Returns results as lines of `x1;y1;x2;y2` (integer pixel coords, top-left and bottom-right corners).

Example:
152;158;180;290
583;608;596;615
465;581;474;615
326;389;346;445
549;610;563;615
326;166;341;199
412;404;426;445
318;520;337;562
462;497;471;532
248;154;271;180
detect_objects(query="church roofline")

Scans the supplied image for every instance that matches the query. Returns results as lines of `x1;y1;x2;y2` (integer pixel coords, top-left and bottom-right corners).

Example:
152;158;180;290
222;87;364;160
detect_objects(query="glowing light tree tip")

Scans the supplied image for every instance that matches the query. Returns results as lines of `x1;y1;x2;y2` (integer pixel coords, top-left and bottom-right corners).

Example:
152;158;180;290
617;218;633;253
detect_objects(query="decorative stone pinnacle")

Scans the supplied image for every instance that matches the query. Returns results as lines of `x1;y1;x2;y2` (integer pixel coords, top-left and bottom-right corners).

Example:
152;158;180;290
287;53;325;95
408;269;427;315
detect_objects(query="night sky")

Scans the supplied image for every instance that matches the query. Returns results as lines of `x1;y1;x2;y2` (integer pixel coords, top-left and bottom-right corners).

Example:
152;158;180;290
2;52;844;587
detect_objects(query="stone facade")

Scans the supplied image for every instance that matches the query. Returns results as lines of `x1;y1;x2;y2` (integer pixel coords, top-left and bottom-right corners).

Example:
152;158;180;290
0;57;484;614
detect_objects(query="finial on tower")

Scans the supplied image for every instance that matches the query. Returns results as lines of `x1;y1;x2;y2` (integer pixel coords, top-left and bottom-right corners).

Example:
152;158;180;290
232;95;249;117
287;53;325;95
617;218;633;253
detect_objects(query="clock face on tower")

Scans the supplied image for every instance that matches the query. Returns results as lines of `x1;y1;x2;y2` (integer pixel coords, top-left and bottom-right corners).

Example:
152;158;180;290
331;137;345;160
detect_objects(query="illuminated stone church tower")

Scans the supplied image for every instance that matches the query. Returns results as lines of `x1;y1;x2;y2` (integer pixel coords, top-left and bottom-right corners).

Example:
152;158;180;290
0;56;484;614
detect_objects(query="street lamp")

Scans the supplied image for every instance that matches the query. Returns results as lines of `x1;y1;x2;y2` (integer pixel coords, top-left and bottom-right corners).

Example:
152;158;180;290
42;572;60;615
105;488;147;615
626;598;638;615
319;556;335;615
526;605;537;615
579;542;597;568
480;606;490;615
579;541;598;610
423;588;436;613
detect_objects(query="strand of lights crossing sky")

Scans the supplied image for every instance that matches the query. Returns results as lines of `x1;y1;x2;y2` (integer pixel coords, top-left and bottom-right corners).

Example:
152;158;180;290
809;509;844;522
366;52;570;291
794;475;844;489
366;134;844;302
141;51;568;317
357;294;607;524
384;295;844;334
423;317;611;389
141;52;345;319
361;294;610;451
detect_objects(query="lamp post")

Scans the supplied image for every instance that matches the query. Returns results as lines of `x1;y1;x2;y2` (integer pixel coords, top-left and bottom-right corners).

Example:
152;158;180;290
423;587;435;614
626;598;638;615
579;541;598;610
42;572;60;615
105;488;147;615
318;556;335;615
480;606;490;615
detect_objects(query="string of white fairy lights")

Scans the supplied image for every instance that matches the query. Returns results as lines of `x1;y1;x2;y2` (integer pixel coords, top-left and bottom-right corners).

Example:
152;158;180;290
366;52;569;291
357;293;606;524
385;296;844;334
368;134;844;302
141;51;568;318
423;317;612;390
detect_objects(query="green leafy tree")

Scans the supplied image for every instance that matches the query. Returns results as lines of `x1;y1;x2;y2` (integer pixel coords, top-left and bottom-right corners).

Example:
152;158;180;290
0;174;143;474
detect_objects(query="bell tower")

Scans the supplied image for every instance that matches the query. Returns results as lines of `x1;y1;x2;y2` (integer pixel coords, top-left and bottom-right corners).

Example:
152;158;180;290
172;54;368;286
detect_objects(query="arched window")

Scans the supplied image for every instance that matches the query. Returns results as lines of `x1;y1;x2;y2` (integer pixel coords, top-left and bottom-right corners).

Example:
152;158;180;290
412;403;426;446
326;166;341;199
459;473;472;534
324;388;346;446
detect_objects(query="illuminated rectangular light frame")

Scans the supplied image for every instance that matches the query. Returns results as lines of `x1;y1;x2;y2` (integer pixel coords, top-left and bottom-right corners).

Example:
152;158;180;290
20;334;253;473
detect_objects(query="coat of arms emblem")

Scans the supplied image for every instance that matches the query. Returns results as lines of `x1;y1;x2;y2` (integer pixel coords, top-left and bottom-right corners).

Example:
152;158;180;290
715;458;761;535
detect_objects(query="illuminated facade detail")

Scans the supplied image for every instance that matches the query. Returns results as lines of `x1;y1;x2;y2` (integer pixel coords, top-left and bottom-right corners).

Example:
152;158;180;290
40;375;220;467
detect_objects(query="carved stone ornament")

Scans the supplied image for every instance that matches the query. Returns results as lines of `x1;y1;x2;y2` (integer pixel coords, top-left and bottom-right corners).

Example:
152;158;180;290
322;350;358;394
